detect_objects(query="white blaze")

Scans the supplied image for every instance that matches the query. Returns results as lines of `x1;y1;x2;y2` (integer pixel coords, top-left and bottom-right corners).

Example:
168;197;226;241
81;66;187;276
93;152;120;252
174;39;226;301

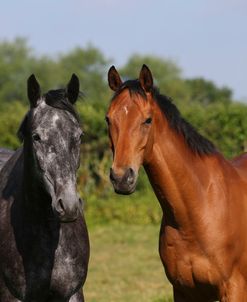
123;106;128;115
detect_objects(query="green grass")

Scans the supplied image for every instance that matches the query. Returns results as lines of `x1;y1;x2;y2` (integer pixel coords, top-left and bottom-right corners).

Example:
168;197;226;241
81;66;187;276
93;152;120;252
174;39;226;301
84;188;162;226
84;223;173;302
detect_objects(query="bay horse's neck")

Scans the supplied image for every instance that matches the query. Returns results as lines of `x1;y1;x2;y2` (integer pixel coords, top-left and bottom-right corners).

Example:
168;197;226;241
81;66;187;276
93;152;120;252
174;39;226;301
144;103;220;229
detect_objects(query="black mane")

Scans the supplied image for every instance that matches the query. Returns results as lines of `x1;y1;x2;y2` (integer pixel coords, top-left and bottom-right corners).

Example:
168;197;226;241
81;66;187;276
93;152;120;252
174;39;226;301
114;80;216;156
44;89;80;123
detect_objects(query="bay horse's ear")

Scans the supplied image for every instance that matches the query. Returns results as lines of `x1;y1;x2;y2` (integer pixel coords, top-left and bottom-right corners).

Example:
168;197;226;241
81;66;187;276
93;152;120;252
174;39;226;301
108;66;122;91
139;64;153;92
27;74;41;108
67;74;80;104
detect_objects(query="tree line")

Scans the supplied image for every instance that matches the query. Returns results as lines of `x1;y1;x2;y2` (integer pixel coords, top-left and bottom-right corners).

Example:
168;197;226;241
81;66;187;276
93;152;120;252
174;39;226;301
1;38;247;223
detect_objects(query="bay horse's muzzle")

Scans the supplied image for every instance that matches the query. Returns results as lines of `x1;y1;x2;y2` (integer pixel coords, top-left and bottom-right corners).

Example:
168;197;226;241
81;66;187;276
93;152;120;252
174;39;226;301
110;167;137;195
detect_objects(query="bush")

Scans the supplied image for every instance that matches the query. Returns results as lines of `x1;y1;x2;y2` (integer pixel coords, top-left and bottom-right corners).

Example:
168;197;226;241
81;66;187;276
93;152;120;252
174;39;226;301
0;101;27;149
0;39;246;226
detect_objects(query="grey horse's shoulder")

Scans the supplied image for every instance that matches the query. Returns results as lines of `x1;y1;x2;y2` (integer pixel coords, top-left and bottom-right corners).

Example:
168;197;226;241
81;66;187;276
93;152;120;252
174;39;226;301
0;147;23;193
0;148;14;170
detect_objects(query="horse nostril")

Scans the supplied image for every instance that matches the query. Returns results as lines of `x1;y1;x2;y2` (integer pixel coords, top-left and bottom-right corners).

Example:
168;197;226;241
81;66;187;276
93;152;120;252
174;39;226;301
79;198;84;209
127;168;135;185
129;168;134;177
57;198;65;215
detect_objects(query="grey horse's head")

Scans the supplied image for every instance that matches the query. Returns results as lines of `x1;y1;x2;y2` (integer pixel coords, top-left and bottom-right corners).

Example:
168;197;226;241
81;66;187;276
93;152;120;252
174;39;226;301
18;74;83;222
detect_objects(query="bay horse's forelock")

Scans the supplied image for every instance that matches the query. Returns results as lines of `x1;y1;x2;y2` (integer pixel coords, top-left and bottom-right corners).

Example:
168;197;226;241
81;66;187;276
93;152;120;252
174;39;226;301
107;67;247;301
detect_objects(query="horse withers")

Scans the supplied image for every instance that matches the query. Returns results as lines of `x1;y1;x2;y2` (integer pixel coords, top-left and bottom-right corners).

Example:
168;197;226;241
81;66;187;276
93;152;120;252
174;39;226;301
0;75;89;302
106;65;247;301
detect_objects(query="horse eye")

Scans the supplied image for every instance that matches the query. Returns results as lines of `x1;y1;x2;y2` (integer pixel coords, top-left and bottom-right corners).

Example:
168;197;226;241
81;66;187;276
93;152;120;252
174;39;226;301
32;133;41;141
145;117;152;124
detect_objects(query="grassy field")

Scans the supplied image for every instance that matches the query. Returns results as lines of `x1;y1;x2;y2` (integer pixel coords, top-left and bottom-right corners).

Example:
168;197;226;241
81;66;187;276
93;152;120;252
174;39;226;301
84;223;173;302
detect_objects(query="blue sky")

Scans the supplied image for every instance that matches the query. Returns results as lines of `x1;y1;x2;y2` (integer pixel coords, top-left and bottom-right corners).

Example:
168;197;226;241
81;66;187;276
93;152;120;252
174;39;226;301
1;0;247;100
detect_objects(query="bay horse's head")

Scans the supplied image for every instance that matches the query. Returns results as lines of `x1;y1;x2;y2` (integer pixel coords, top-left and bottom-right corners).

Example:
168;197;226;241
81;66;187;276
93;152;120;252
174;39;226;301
106;65;155;195
18;74;83;222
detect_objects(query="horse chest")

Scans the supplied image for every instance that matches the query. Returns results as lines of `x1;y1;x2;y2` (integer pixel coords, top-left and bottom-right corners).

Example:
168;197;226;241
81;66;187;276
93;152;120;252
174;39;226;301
159;226;221;289
1;217;88;301
50;242;87;296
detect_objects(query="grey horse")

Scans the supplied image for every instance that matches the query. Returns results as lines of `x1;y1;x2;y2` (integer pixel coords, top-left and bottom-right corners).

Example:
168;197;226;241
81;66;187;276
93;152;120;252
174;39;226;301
0;148;13;171
0;75;89;302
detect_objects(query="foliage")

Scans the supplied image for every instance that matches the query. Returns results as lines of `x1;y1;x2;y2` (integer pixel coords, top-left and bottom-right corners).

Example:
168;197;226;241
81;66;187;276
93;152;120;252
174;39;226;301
58;46;110;103
185;78;232;105
181;102;247;158
0;101;27;148
0;38;34;103
0;38;246;225
120;54;190;103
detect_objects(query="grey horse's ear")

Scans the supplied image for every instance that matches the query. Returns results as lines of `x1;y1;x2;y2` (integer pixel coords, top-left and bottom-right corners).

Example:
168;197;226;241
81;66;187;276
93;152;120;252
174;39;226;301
108;66;122;91
67;74;80;104
27;74;41;108
139;64;153;93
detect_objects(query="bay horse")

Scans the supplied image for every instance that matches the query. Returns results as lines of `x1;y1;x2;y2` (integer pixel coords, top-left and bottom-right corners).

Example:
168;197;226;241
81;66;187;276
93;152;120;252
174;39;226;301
0;75;89;302
106;65;247;301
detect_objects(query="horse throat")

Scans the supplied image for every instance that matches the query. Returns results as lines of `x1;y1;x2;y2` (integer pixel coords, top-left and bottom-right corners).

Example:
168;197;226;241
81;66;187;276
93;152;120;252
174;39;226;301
144;116;216;229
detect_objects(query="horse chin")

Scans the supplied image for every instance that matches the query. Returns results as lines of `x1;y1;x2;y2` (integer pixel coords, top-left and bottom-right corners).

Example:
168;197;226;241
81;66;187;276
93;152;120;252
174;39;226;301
114;184;136;195
56;210;79;223
59;216;78;223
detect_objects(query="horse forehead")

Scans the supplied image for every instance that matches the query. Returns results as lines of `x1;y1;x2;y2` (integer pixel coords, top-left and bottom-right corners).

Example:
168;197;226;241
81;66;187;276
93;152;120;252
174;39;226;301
110;90;149;117
33;101;78;130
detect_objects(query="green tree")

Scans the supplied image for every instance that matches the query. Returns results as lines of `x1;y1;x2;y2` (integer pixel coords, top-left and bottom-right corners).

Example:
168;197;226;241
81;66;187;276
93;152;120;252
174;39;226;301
58;45;110;104
185;78;233;105
119;54;190;103
0;38;34;105
0;38;246;225
0;101;27;148
182;102;247;158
